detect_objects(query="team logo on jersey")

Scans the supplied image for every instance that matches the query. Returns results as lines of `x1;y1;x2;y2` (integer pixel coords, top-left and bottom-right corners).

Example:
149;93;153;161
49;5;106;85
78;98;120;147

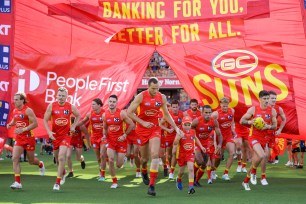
109;125;120;132
19;114;24;119
228;115;233;119
208;126;213;131
100;117;103;122
107;118;112;122
145;109;158;117
55;118;68;126
221;121;232;128
265;114;271;119
178;118;182;123
199;132;209;139
15;121;26;128
155;101;161;107
64;110;69;115
114;118;120;122
54;110;60;114
92;117;98;121
93;123;103;129
144;102;151;106
191;136;195;140
199;127;204;131
220;117;225;120
183;143;193;150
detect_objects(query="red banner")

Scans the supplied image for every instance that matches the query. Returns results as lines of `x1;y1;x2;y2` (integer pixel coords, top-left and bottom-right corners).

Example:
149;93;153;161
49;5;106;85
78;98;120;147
0;0;305;140
0;0;13;137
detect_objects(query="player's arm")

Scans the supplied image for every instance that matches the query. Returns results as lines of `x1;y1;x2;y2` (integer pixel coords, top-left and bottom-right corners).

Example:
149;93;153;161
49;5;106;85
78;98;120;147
231;108;237;137
102;113;107;142
195;136;206;153
6;118;16;129
43;103;55;140
78;112;90;126
127;93;146;125
173;133;183;145
121;110;135;141
214;119;223;154
161;95;182;135
191;117;199;129
240;107;255;126
159;118;173;133
71;105;81;132
275;107;286;136
79;124;90;149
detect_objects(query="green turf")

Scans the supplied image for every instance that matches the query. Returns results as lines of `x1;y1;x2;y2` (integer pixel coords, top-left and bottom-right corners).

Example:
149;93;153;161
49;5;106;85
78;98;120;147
0;148;305;204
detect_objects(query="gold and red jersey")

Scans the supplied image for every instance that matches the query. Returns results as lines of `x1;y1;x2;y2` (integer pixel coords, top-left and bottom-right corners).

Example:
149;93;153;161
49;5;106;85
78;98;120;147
51;102;72;137
195;116;215;147
164;110;184;142
176;129;196;159
250;106;273;141
105;108;124;141
137;90;163;127
217;108;234;138
186;109;201;120
13;105;32;138
89;110;104;140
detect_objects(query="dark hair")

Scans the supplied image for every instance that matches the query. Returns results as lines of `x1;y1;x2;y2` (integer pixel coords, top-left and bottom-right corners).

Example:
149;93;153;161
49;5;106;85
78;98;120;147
269;91;277;96
148;77;159;86
190;99;198;104
15;93;27;104
171;100;179;105
92;98;103;106
259;90;270;98
109;95;118;101
202;105;212;110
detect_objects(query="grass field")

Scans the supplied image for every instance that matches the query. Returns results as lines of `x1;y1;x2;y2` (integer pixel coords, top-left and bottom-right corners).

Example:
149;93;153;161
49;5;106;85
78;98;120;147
0;147;305;204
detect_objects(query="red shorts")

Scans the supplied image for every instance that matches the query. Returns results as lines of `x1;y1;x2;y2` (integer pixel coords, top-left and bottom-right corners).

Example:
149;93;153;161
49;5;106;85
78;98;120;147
248;138;266;149
177;153;195;167
91;137;107;149
266;134;276;149
70;137;83;149
52;135;72;151
222;137;235;149
235;133;249;141
127;133;138;145
15;137;36;151
107;140;127;153
136;126;161;146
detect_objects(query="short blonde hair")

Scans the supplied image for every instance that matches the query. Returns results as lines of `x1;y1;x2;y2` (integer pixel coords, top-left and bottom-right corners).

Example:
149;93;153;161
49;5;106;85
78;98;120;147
58;87;68;94
220;97;230;104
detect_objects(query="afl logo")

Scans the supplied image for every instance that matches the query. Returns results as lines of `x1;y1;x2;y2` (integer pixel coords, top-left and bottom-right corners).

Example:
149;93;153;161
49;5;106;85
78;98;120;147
93;123;102;129
55;118;68;126
145;109;158;117
212;50;258;77
16;121;26;128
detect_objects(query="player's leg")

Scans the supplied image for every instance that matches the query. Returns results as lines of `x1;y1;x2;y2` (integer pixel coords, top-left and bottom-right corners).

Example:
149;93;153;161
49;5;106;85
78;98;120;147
10;145;24;189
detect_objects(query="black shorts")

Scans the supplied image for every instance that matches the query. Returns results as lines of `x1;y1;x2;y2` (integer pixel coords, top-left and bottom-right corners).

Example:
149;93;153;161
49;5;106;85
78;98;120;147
292;148;300;153
301;147;306;152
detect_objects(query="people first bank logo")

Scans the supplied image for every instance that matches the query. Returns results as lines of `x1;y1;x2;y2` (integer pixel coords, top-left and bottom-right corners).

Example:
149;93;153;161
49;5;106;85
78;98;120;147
0;0;11;13
0;45;10;70
17;69;130;106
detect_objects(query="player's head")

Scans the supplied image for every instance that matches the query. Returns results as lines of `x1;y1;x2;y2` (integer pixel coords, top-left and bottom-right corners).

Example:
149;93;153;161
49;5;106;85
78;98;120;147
148;77;159;97
108;95;118;110
269;91;277;106
202;105;212;121
92;98;103;111
182;116;192;131
220;97;229;111
171;100;179;114
189;99;198;111
259;90;270;107
14;92;27;107
57;87;68;105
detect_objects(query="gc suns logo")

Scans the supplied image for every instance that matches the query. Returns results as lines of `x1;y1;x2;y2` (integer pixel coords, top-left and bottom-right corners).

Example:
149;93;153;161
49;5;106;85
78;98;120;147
212;50;258;77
